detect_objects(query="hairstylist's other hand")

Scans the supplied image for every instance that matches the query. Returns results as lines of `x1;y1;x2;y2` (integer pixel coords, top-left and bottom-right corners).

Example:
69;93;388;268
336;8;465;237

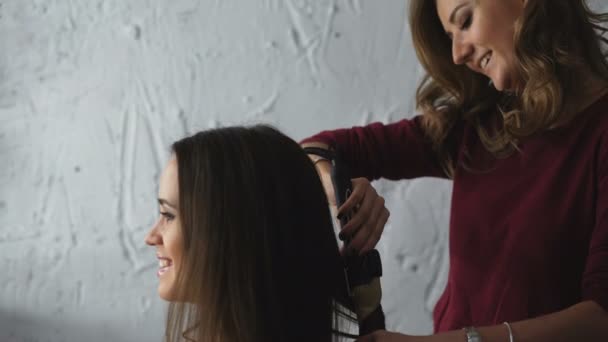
338;177;389;255
310;157;339;210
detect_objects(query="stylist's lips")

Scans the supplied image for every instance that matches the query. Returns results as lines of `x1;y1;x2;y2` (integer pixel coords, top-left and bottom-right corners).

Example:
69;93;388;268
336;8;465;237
157;255;173;277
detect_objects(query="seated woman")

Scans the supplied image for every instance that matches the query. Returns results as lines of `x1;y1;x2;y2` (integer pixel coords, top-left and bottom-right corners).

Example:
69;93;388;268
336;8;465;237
145;125;361;341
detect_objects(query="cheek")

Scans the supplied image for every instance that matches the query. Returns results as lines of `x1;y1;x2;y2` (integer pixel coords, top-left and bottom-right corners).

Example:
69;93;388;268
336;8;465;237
478;20;517;67
468;19;495;49
166;225;185;262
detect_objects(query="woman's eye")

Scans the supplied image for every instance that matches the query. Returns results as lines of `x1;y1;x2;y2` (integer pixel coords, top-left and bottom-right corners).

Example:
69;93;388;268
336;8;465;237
160;212;175;222
461;15;472;30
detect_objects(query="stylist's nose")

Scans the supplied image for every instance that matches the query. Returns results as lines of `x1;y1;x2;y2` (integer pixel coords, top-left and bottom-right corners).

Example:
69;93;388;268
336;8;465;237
452;36;474;65
145;222;162;246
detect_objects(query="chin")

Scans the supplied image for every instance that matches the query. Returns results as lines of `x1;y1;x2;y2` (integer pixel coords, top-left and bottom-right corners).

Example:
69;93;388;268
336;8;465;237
491;77;510;92
158;284;175;301
158;290;171;301
491;67;519;92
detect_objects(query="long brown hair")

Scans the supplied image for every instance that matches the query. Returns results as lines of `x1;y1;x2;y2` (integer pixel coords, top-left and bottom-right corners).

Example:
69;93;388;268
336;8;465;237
410;0;608;176
167;125;354;341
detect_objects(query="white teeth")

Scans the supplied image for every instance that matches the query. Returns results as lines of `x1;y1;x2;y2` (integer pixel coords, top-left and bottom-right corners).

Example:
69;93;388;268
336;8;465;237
156;258;173;277
481;54;491;69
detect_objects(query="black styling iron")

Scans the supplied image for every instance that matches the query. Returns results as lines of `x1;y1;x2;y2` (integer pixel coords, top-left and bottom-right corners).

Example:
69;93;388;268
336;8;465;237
303;146;385;335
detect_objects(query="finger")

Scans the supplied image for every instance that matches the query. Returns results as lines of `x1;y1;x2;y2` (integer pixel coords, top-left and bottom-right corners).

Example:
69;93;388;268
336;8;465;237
339;187;375;238
346;219;373;254
343;193;381;242
356;196;385;252
342;183;379;228
337;178;369;216
360;208;390;254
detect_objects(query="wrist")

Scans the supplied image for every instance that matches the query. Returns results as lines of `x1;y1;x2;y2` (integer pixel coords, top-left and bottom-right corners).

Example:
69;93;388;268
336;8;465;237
463;327;482;342
475;323;516;342
427;328;467;342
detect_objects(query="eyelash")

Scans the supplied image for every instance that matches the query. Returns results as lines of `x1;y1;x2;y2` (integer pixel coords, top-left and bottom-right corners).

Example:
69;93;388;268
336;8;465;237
461;15;472;30
160;211;175;222
447;14;473;41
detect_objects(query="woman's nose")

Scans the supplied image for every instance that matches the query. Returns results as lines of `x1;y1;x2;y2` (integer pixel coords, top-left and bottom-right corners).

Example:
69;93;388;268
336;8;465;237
145;224;162;246
452;38;474;65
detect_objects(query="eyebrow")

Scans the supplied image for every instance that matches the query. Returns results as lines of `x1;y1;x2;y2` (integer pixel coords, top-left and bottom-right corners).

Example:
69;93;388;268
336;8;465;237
158;198;178;210
449;3;468;25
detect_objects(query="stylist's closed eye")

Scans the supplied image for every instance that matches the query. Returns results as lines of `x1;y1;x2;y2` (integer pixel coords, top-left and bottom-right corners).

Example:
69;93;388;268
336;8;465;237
461;14;472;30
447;11;472;40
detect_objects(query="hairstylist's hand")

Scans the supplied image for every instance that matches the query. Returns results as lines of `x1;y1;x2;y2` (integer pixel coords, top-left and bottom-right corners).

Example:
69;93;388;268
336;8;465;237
338;177;389;255
356;331;421;342
303;143;389;255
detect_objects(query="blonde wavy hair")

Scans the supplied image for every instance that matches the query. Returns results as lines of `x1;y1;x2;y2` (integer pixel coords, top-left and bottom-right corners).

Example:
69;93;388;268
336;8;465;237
410;0;608;176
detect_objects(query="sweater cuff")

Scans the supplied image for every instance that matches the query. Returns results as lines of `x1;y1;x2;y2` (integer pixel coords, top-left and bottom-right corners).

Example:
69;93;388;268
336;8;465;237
299;131;337;148
582;284;608;313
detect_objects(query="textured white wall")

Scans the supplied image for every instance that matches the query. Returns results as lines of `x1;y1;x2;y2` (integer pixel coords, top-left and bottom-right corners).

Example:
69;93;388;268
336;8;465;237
2;1;605;341
2;0;444;339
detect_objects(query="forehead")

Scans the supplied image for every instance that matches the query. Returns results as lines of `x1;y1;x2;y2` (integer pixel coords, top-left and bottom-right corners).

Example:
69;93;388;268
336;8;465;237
158;157;179;203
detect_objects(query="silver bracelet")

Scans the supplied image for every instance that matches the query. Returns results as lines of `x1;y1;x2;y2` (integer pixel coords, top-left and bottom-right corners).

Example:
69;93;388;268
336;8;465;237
503;322;514;342
463;326;482;342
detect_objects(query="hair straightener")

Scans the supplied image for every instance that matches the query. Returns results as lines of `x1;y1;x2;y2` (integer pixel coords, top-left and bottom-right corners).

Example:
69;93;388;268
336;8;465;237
303;146;385;335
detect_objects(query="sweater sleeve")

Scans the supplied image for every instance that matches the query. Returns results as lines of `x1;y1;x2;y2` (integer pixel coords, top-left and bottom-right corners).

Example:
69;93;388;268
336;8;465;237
300;116;457;181
582;130;608;313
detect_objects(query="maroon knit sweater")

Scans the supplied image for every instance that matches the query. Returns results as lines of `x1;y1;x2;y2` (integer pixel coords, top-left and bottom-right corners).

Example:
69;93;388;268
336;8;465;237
301;94;608;332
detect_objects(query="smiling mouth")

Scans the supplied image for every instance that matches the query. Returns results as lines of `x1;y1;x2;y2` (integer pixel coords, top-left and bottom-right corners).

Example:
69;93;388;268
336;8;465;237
157;257;173;277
